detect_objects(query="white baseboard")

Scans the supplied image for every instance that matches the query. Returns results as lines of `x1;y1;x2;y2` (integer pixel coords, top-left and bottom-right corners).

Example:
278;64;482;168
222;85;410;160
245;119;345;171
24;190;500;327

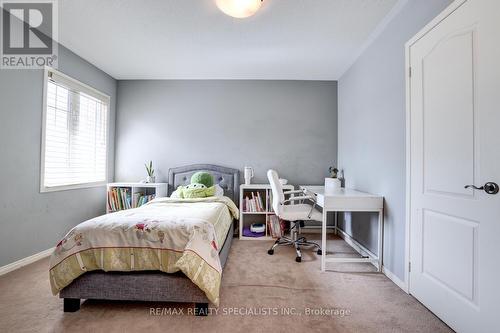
0;247;54;276
382;266;408;293
335;228;409;293
301;226;335;234
336;228;377;260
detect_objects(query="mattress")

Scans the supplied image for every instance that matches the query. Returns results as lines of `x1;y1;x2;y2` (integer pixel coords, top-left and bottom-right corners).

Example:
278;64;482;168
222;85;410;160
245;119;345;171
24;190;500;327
49;196;239;305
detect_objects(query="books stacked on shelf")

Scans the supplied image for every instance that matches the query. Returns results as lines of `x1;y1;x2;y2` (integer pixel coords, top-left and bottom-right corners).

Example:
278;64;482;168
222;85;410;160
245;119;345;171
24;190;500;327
133;193;155;208
107;188;155;212
107;188;131;212
268;215;286;238
243;191;265;212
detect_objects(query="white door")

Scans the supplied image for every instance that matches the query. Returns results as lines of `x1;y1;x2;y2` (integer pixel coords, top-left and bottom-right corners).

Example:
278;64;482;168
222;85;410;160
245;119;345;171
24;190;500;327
408;0;500;332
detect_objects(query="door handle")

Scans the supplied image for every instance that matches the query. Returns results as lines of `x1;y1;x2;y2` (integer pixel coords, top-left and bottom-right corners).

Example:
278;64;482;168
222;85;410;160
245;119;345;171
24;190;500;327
464;182;499;194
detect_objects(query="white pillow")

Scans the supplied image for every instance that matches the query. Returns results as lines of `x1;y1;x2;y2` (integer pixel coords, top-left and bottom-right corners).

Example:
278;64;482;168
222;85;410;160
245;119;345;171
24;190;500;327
170;188;182;198
214;184;224;197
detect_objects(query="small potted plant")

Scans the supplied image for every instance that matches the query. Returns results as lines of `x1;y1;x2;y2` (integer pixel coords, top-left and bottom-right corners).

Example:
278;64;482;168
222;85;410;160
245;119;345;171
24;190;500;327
329;166;339;178
145;161;155;183
325;165;341;193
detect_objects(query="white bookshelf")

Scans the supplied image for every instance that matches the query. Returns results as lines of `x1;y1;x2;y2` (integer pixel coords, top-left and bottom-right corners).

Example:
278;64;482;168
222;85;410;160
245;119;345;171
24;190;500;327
106;182;167;213
239;184;294;240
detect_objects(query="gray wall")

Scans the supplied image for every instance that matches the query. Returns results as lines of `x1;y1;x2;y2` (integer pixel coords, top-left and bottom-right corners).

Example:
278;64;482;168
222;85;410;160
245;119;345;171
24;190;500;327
337;0;452;280
0;45;116;267
115;80;337;185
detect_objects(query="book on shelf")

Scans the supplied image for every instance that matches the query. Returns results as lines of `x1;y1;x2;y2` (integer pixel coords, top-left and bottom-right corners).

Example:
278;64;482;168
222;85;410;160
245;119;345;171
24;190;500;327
107;187;131;211
267;215;286;238
243;191;265;213
107;188;155;212
136;194;155;207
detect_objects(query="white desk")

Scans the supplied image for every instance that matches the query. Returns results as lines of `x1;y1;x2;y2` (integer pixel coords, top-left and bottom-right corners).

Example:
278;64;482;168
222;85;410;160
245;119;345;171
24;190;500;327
299;186;384;272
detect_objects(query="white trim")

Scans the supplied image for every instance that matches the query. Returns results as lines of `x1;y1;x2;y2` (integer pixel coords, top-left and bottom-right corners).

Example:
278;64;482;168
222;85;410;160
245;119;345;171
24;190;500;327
404;0;467;49
382;266;408;292
40;66;111;193
336;228;378;266
0;248;54;276
404;21;412;297
338;0;409;79
47;67;110;102
40;67;49;192
404;0;468;296
299;227;335;234
41;181;107;193
337;226;408;292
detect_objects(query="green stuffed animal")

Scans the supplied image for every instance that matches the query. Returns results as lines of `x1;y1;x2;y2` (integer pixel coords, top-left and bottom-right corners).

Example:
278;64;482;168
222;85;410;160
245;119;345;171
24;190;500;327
190;171;214;188
177;172;215;198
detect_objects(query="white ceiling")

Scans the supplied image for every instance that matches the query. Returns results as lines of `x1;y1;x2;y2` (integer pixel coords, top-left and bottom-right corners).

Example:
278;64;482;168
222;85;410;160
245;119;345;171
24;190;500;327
58;0;399;80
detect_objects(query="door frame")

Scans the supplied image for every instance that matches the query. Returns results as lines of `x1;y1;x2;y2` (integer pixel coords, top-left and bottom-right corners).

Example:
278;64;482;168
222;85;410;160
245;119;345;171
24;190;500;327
404;0;467;294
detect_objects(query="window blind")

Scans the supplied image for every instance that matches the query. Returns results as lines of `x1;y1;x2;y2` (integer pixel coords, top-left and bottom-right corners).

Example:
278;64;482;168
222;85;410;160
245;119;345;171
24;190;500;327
42;70;109;190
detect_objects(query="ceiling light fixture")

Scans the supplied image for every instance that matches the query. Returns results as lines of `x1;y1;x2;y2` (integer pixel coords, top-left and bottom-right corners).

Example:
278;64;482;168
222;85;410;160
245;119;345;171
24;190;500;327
216;0;263;19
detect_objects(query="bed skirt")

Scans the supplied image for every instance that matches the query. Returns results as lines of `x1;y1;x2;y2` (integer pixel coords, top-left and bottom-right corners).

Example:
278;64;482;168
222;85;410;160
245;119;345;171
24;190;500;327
59;223;234;305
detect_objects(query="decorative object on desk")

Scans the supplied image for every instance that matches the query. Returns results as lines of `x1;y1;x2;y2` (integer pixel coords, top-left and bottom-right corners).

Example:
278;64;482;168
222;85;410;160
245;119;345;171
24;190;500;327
338;169;345;188
145;160;155;183
328;166;339;178
279;178;288;185
244;166;254;185
325;165;341;193
250;223;266;233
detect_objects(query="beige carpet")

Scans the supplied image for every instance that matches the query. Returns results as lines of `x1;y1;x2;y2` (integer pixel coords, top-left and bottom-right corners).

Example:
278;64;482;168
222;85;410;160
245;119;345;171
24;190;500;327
0;234;452;333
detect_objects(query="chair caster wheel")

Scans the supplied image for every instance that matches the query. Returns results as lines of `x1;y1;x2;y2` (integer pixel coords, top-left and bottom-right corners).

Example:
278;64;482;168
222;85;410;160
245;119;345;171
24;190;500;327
295;256;302;263
268;249;274;255
317;249;322;255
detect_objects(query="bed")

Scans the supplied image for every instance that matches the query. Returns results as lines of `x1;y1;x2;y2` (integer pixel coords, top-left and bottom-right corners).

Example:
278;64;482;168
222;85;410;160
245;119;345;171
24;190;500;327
52;164;240;315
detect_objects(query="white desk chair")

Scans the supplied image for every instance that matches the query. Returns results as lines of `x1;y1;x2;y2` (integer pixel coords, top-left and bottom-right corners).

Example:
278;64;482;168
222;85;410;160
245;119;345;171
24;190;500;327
267;169;322;262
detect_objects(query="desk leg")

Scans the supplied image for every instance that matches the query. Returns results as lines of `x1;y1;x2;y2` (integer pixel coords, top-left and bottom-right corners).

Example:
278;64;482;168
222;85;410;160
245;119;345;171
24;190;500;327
321;209;327;272
334;212;338;235
377;208;384;272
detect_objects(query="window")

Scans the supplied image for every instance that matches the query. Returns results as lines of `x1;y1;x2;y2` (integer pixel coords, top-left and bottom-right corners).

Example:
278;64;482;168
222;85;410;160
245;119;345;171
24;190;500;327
41;68;110;192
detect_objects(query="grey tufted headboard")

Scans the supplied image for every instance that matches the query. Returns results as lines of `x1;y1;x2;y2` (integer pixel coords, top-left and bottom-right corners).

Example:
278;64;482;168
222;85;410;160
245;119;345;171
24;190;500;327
168;164;240;206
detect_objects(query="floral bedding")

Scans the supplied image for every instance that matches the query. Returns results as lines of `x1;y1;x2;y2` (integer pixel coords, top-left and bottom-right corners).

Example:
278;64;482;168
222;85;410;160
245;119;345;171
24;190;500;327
49;196;239;306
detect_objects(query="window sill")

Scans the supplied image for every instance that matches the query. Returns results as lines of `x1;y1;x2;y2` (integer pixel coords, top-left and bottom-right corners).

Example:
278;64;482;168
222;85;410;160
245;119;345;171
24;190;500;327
40;181;107;193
